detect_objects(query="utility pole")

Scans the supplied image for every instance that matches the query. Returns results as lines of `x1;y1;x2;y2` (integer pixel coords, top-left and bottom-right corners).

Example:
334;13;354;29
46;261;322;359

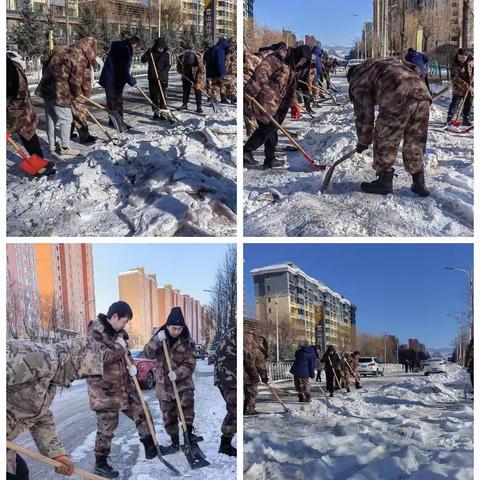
65;0;70;45
384;332;387;363
158;0;162;37
462;0;470;48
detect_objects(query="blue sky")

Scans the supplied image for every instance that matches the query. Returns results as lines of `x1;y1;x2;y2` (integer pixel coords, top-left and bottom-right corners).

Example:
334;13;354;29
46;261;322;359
244;244;473;349
92;244;231;314
253;0;373;47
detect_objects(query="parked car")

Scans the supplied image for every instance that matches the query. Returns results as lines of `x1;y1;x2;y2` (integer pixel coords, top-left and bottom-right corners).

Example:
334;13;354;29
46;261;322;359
357;357;385;377
346;58;364;72
423;357;446;376
7;50;25;69
207;350;217;365
195;344;206;360
131;350;157;389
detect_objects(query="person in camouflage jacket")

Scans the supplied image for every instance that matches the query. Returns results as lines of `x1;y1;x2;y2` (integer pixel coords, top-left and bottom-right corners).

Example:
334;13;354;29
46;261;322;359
340;351;361;392
87;301;156;479
7;337;105;479
447;49;474;126
224;36;237;103
348;57;432;197
244;332;268;415
321;345;342;397
177;48;206;113
214;327;237;456
243;45;263;139
143;307;201;455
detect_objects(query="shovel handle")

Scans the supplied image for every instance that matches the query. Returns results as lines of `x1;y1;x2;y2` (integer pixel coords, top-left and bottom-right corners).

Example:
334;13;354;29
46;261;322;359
80;95;105;110
181;73;210;99
6;442;104;480
85;108;113;142
265;383;289;412
327;356;345;392
135;84;157;109
150;52;168;108
6;135;30;162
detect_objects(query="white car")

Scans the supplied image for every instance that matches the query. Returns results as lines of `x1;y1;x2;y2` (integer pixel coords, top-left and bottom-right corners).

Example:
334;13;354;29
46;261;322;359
357;357;385;377
7;50;25;69
423;357;446;376
346;58;364;71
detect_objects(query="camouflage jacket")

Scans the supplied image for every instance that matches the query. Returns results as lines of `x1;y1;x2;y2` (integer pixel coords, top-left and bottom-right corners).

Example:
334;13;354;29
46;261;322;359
214;327;236;388
341;354;359;376
243;50;262;87
7;338;104;474
36;36;97;107
244;332;268;386
86;316;135;412
143;327;196;401
348;58;431;145
176;51;206;86
320;351;341;372
7;59;38;140
225;40;237;77
451;55;474;96
244;46;298;124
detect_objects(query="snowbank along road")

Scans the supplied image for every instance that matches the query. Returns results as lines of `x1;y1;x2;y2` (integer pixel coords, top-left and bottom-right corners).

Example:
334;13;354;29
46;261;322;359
244;73;473;237
7;75;237;237
244;364;473;480
15;361;236;479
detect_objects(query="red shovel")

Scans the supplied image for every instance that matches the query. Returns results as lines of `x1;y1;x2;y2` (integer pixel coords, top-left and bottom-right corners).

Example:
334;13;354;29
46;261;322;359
7;133;50;176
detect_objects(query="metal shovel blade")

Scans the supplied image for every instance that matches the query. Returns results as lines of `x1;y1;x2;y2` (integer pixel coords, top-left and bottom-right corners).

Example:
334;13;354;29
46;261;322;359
155;445;181;476
107;111;128;133
181;434;210;470
321;149;358;193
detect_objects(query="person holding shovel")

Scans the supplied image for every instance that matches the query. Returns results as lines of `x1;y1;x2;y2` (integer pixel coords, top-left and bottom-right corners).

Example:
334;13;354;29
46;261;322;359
244;331;269;414
87;301;156;479
143;307;202;456
320;345;342;397
341;351;362;392
177;46;206;114
290;342;317;403
447;49;474;127
7;337;106;480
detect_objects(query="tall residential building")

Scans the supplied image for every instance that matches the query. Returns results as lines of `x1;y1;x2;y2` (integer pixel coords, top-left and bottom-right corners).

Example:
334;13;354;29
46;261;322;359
362;22;373;58
182;0;205;34
408;338;421;352
205;0;236;44
243;0;254;18
251;263;356;353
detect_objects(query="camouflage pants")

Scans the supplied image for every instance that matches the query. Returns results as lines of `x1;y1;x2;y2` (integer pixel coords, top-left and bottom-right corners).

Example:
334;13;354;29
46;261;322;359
218;386;237;438
244;115;258;137
94;403;151;457
373;99;430;175
294;376;310;395
206;78;226;100
224;74;237;99
105;89;124;118
244;384;258;414
341;369;351;389
158;390;194;438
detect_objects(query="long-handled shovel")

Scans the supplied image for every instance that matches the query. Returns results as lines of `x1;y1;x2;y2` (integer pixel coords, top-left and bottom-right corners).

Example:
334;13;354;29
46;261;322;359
7;441;104;480
180;73;219;113
344;359;368;393
80;95;127;133
265;383;291;412
449;85;472;127
124;354;181;476
321;148;359;193
85;108;114;143
431;83;451;102
135;84;179;124
161;340;210;469
296;98;315;119
6;133;53;177
244;93;326;170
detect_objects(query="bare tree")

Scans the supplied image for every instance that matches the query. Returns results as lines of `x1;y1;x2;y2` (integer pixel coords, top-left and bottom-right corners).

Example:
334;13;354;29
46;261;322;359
201;307;215;348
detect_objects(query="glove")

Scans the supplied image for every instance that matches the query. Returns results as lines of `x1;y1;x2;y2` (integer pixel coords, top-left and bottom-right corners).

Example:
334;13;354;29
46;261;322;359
195;83;202;91
156;330;166;343
130;77;138;87
168;371;177;382
356;143;369;153
261;375;269;384
291;105;301;120
115;337;126;349
52;455;75;476
316;371;321;382
128;364;138;377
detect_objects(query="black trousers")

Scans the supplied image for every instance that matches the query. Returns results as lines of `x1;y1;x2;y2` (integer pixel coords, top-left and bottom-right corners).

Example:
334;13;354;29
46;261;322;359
18;133;43;157
7;454;29;480
105;89;124;118
447;93;473;122
244;121;278;163
182;77;202;109
325;369;335;394
148;79;168;110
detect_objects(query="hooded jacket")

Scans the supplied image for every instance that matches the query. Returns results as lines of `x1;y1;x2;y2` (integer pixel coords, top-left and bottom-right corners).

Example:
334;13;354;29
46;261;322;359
312;45;325;82
450;53;474;96
7;338;104;474
177;50;206;85
244;332;268;386
204;37;230;78
36;36;98;107
405;49;428;78
290;346;317;378
99;39;136;93
320;348;341;372
141;38;172;84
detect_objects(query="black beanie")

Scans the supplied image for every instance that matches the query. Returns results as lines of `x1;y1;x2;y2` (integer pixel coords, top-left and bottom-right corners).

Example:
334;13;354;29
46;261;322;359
166;307;185;326
293;45;312;65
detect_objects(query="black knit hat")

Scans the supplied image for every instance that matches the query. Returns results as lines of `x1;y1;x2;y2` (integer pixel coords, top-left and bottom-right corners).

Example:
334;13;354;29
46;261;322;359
457;48;468;55
166;307;185;326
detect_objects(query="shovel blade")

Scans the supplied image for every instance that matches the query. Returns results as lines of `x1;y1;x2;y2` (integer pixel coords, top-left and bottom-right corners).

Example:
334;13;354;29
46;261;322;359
19;160;41;176
321;166;335;193
155;446;181;476
28;154;49;169
181;435;210;470
108;111;128;133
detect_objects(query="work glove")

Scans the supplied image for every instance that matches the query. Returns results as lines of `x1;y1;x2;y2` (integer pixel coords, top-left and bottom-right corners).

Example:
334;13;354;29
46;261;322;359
52;455;75;476
316;371;321;382
356;143;369;153
115;337;127;349
128;364;138;377
291;105;301;120
195;83;202;91
168;371;177;382
156;330;166;343
129;77;138;87
261;375;269;384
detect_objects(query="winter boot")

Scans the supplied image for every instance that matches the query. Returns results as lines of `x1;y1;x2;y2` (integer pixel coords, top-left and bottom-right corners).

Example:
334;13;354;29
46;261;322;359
80;134;97;145
141;435;157;460
346;387;351;393
244;150;259;167
159;435;180;455
329;391;334;398
263;157;285;169
411;171;429;197
355;382;361;390
94;456;119;478
463;118;472;127
305;393;312;403
220;93;229;104
181;102;189;110
230;95;237;104
360;168;394;195
298;394;305;403
196;106;204;114
187;426;204;443
218;435;237;457
153;112;161;120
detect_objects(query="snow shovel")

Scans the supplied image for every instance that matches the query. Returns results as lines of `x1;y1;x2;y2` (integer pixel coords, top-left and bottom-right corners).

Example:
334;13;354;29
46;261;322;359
7;441;105;480
80;95;128;133
321;148;359;194
449;86;472;128
180;73;219;113
244;94;326;170
296;100;315;119
265;383;291;412
161;340;210;470
85;108;114;143
6;133;52;177
343;358;368;393
431;84;451;102
124;354;181;476
134;84;179;124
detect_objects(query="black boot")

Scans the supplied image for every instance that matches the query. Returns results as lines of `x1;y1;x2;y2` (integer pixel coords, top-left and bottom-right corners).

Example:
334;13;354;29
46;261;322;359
244;150;259;167
159;435;180;455
463;118;472;127
360;168;394;195
263;157;285;169
187;426;204;443
298;393;304;402
305;393;312;402
80;134;97;145
329;391;334;398
346;387;351;393
141;435;157;460
411;171;429;197
355;382;361;390
196;106;204;114
181;102;188;110
94;456;119;478
218;435;237;456
220;93;229;104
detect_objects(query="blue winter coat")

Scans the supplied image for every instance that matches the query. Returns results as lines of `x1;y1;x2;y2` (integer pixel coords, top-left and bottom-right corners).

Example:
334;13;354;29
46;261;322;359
99;39;136;93
204;37;230;79
290;346;317;378
405;50;428;77
312;46;325;82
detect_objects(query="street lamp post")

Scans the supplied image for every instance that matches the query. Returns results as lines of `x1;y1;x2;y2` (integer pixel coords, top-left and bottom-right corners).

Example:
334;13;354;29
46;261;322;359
158;0;162;37
274;289;289;363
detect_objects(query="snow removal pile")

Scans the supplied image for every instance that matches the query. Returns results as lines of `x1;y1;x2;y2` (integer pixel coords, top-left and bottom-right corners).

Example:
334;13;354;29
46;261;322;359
7;116;236;237
244;364;473;480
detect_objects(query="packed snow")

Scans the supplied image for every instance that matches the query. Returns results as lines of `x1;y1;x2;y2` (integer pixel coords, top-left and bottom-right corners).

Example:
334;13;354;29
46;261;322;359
244;364;473;479
244;74;473;237
7;77;237;237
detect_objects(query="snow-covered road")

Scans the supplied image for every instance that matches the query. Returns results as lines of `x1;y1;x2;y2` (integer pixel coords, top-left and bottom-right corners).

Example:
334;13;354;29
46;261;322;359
7;75;237;237
15;361;236;479
244;74;473;237
244;364;473;479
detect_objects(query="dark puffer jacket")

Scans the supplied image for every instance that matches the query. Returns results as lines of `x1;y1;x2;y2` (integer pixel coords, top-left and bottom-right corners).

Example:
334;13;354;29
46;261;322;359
99;39;136;93
141;38;172;84
204;37;230;79
290;346;317;378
